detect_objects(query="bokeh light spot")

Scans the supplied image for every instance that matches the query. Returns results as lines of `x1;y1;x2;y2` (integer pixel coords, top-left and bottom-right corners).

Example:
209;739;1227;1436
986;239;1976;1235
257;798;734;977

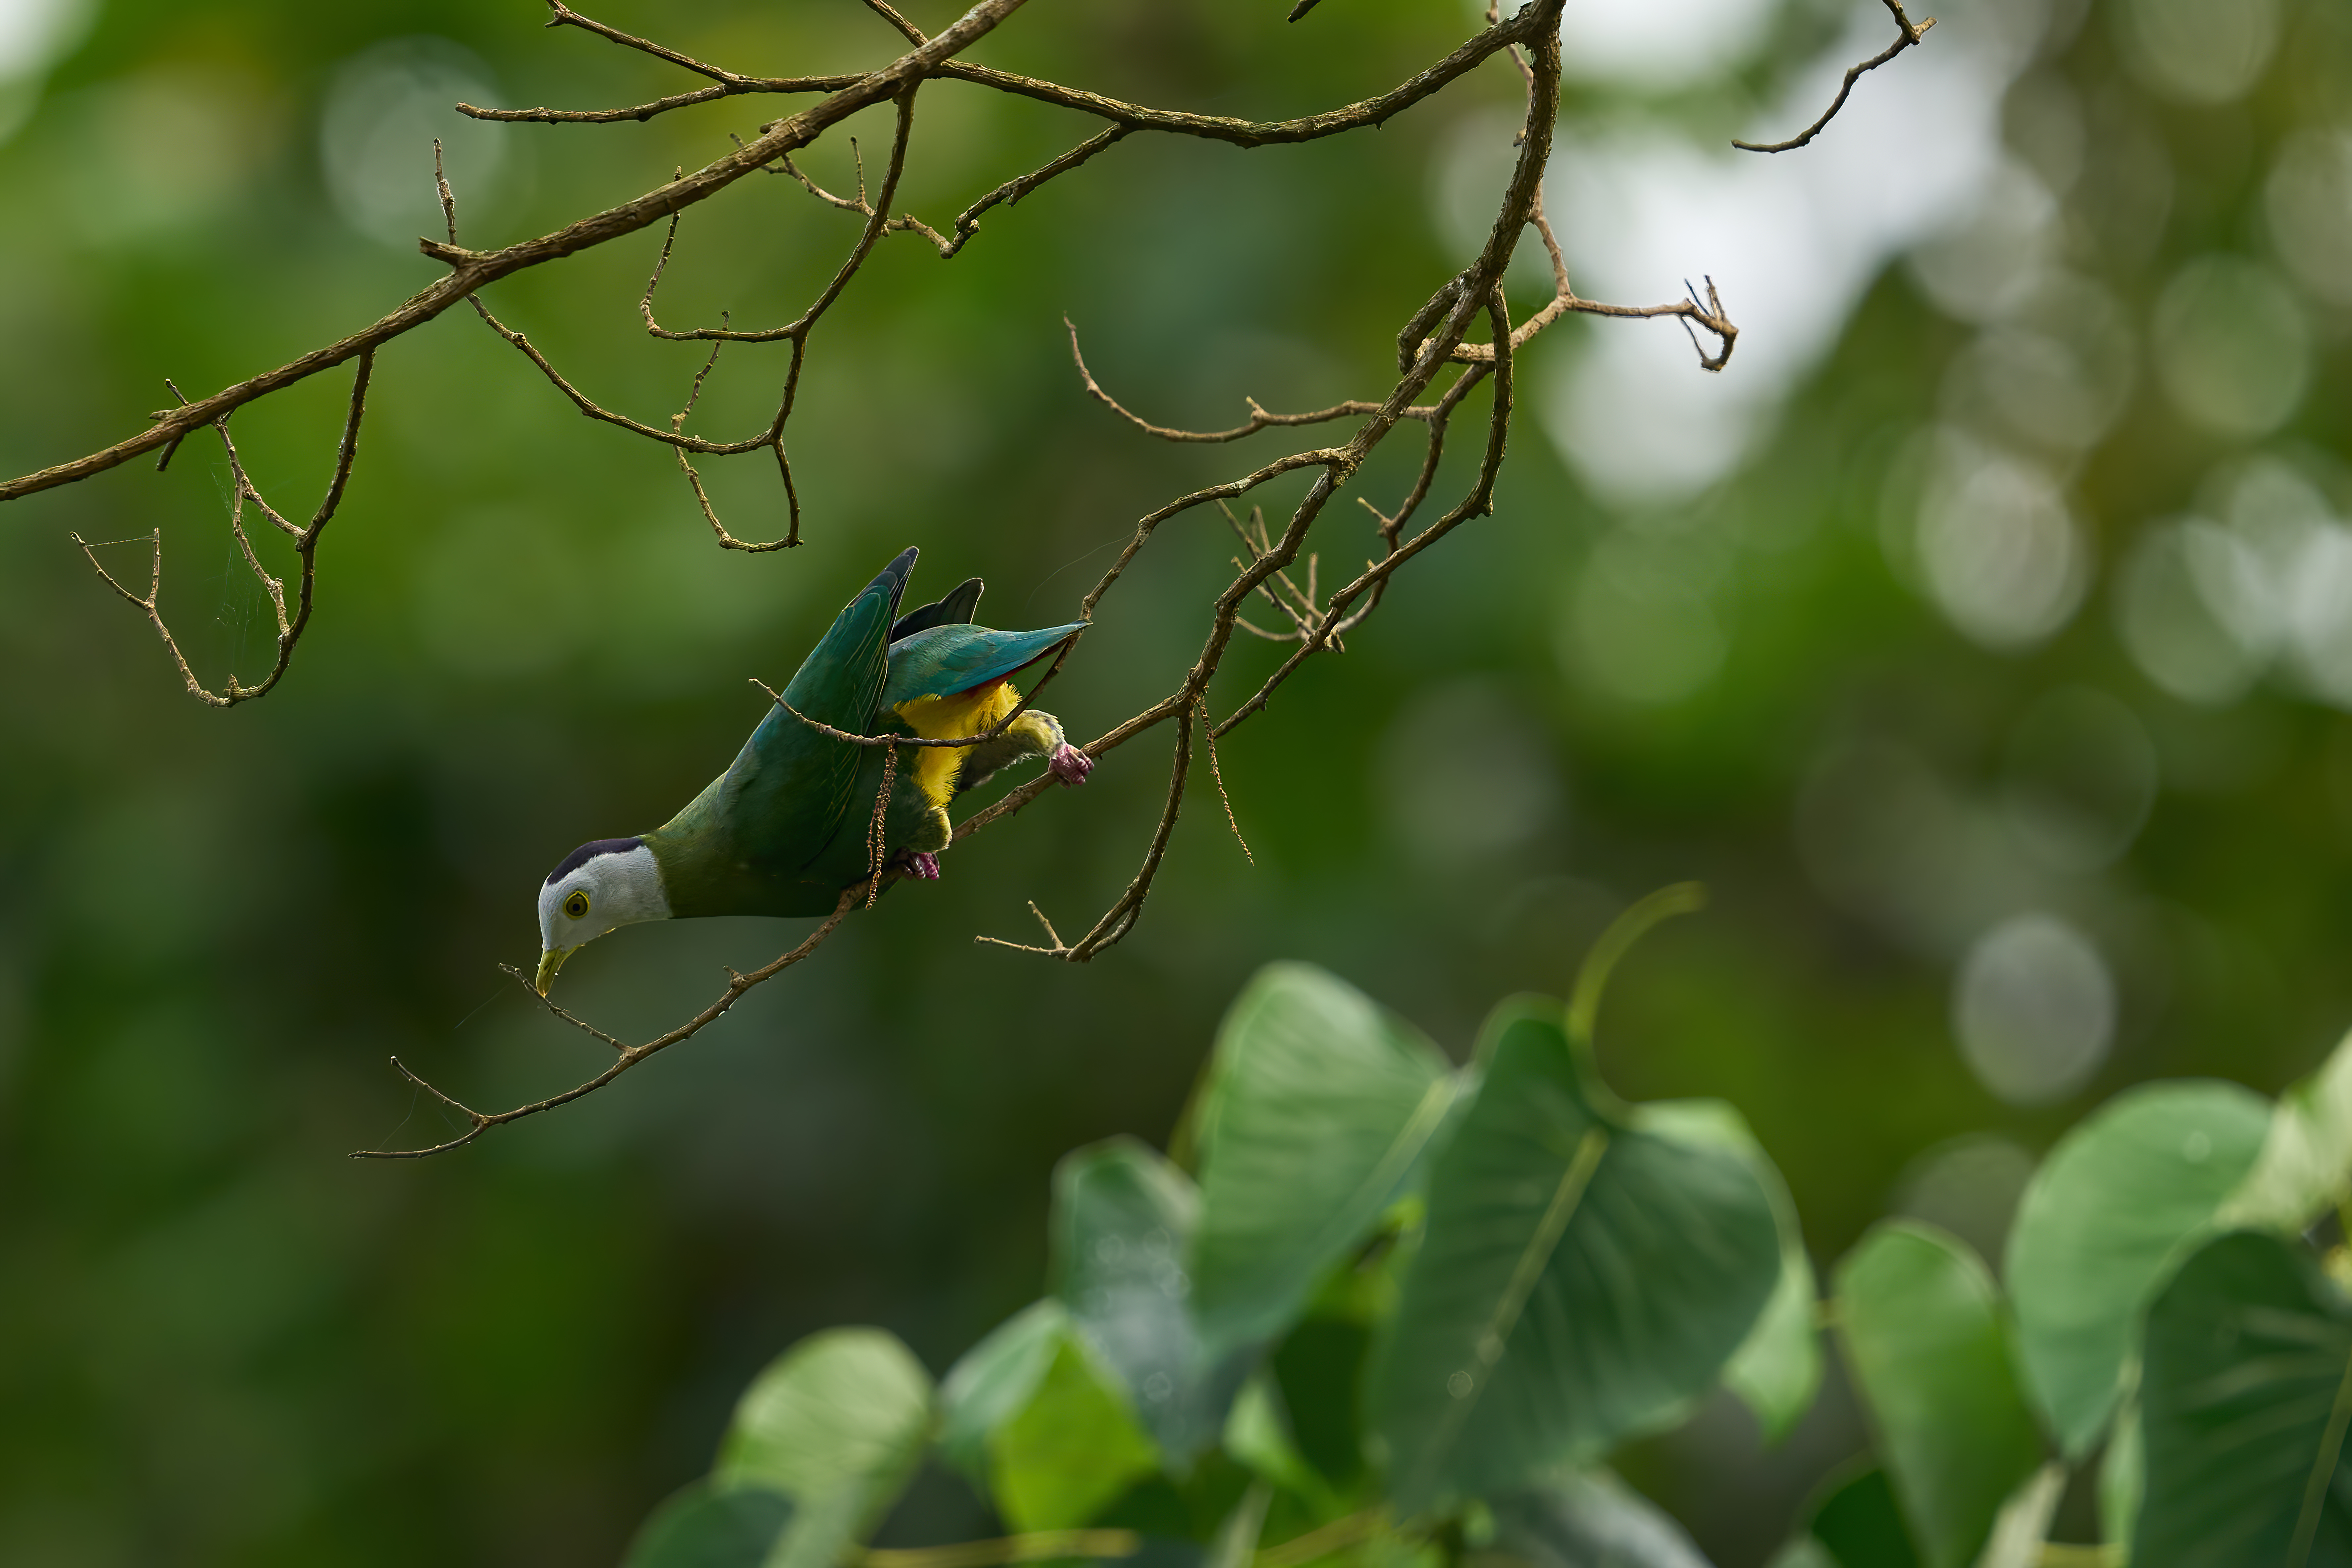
2115;519;2268;705
321;37;510;249
1560;528;1728;705
1917;432;2088;651
2151;256;2309;440
1953;912;2116;1106
2116;0;2279;106
2266;128;2352;311
1378;680;1563;870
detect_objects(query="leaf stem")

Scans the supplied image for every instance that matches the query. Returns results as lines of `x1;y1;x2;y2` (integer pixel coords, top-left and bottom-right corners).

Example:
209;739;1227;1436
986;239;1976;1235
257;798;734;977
1567;883;1708;1048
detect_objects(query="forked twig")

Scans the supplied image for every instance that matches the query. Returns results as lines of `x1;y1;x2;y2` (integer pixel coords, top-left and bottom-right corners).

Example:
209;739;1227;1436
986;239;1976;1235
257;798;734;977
71;352;374;707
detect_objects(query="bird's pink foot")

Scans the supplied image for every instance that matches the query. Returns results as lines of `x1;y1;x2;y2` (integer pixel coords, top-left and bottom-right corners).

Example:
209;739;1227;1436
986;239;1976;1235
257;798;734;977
906;851;941;880
1049;743;1094;787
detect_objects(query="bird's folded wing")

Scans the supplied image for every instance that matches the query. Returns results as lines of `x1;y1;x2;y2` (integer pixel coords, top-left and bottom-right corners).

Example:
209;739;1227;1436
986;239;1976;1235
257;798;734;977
882;621;1086;709
727;548;917;868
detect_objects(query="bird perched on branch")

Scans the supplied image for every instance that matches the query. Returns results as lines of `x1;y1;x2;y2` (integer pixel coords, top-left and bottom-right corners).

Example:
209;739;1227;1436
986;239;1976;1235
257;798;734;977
532;547;1090;993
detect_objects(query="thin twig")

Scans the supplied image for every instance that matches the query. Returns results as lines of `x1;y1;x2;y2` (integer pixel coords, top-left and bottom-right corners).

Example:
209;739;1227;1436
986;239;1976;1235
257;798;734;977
917;125;1135;259
71;351;374;707
351;886;860;1158
975;899;1070;957
434;139;458;246
1199;696;1253;864
1069;321;1389;442
1066;705;1196;960
860;0;929;48
1734;0;1935;153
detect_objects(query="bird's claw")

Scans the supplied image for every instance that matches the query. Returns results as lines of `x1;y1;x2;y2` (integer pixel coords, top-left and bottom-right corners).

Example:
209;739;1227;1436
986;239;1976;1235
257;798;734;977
1049;743;1094;787
905;851;941;881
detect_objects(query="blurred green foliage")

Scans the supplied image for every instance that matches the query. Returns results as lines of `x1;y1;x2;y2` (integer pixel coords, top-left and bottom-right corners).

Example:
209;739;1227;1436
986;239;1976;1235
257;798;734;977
0;0;2348;1562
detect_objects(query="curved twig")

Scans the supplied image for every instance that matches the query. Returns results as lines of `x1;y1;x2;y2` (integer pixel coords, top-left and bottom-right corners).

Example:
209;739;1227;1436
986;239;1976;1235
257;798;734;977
1734;0;1935;154
351;887;860;1158
70;352;373;707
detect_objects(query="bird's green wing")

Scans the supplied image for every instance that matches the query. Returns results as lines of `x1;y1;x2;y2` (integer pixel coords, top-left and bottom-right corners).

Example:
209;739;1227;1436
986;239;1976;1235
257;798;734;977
793;619;1085;904
646;548;916;912
882;622;1085;709
890;576;984;642
731;547;917;858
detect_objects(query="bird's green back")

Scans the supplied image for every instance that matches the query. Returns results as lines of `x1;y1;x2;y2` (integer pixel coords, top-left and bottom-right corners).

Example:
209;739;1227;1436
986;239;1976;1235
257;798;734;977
644;549;915;915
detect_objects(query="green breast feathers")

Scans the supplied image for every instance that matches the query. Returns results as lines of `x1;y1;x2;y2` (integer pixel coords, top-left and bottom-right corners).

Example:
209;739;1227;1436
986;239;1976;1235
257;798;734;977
532;547;1088;993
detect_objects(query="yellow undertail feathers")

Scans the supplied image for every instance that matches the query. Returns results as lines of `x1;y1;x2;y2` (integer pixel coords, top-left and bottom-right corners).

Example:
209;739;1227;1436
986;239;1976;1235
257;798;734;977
895;680;1021;808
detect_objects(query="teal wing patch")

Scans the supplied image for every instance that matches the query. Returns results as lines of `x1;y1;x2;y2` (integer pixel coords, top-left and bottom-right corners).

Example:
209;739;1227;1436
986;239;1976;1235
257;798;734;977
883;622;1085;709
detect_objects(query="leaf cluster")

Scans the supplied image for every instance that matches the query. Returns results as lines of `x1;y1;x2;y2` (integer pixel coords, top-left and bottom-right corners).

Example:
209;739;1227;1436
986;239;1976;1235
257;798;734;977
1786;1032;2352;1566
624;890;2352;1568
624;890;1811;1568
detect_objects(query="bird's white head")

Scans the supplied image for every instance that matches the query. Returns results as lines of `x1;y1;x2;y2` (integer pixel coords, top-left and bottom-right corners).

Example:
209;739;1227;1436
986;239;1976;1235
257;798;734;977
536;838;671;994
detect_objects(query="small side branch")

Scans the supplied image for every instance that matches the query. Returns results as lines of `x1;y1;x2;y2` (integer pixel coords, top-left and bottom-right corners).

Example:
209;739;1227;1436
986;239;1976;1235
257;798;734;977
1069;320;1389;442
351;887;860;1159
921;125;1134;259
861;0;929;48
542;0;757;85
458;0;864;122
666;309;802;551
976;899;1070;957
1734;0;1934;153
71;352;373;707
1221;289;1516;737
71;530;227;706
1065;707;1195;961
459;78;856;126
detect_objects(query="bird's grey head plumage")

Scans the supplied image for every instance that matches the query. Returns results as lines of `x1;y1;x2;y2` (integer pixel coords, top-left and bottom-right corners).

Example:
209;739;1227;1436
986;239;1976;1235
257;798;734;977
535;838;671;993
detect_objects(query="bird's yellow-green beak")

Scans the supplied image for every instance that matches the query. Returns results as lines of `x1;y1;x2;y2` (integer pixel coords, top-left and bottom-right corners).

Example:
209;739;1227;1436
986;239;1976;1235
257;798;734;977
535;946;576;996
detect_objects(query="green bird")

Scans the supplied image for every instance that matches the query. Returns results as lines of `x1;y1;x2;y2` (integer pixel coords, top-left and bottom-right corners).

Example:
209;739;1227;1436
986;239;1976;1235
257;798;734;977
533;547;1089;993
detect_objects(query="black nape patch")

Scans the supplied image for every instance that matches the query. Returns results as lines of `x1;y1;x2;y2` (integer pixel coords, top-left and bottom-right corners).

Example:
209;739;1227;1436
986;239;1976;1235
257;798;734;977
543;837;643;886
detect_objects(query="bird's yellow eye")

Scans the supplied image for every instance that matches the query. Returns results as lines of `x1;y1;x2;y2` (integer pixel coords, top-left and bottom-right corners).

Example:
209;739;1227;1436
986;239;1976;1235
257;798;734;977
564;890;590;920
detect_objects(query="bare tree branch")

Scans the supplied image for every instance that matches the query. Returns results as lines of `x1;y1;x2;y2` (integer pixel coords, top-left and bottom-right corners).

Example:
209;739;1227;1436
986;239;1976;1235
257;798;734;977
0;0;1930;1151
0;0;1033;502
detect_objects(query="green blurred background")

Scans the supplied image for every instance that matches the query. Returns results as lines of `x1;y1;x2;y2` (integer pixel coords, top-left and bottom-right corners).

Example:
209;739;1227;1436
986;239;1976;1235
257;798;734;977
0;0;2345;1561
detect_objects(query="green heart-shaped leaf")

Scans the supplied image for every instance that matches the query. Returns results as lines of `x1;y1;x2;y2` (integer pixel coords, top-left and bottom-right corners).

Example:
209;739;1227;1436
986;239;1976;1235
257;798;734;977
2005;1080;2270;1456
1833;1222;2042;1568
1370;1000;1779;1511
1188;963;1455;1361
715;1327;933;1568
2136;1229;2352;1565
